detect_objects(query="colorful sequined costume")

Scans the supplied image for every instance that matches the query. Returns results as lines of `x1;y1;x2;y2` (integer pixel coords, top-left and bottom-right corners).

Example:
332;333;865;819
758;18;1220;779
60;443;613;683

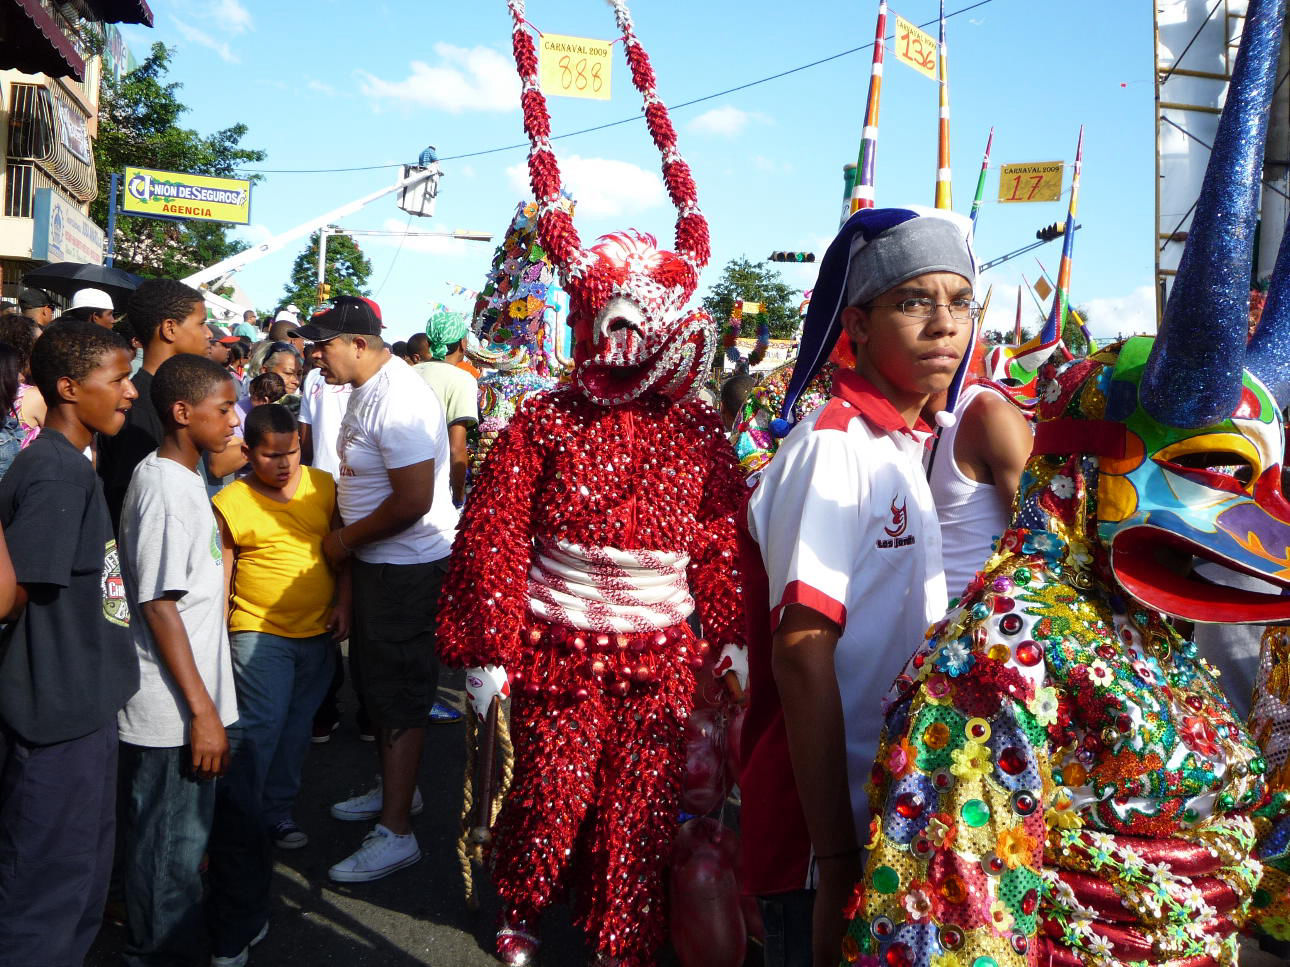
436;3;745;964
839;3;1290;963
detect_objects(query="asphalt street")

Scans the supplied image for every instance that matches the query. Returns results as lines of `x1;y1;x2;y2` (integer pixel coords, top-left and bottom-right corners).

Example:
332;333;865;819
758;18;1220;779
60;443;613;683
89;667;597;966
83;665;1287;967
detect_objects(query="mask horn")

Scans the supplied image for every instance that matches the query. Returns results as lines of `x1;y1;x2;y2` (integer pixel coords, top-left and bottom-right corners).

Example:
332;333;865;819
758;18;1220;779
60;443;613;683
606;0;710;277
1246;208;1290;404
1139;0;1285;428
507;0;586;274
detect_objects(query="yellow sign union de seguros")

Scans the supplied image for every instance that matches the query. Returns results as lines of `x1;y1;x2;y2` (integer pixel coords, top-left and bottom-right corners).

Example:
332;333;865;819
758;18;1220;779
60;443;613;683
121;166;252;225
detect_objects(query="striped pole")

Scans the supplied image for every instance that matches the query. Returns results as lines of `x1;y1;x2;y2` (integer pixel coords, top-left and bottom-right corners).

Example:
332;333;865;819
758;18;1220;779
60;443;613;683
1042;123;1083;345
1047;126;1085;339
969;127;994;227
1036;257;1092;341
849;0;888;217
934;0;952;209
1014;284;1023;346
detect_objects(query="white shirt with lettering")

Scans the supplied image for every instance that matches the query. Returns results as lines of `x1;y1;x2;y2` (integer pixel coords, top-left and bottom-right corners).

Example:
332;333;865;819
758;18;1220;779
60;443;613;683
337;356;457;565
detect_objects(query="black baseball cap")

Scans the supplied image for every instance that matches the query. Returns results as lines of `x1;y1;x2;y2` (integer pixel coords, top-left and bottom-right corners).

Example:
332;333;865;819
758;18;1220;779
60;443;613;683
17;286;54;310
294;296;384;342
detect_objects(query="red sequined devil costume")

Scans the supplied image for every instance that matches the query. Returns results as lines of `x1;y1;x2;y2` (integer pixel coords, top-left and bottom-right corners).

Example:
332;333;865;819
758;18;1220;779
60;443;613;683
436;3;747;964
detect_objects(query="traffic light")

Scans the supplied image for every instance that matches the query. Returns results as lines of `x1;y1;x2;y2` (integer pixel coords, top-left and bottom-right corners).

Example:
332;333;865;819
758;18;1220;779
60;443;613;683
316;282;332;304
769;251;816;263
1035;223;1066;242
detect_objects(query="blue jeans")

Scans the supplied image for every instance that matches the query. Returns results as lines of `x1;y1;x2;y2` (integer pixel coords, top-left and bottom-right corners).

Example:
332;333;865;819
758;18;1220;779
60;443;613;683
206;631;333;958
758;890;815;967
227;631;335;828
119;742;215;967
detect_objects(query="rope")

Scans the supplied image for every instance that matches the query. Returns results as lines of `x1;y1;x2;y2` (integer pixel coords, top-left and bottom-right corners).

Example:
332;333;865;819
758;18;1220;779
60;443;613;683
456;700;516;911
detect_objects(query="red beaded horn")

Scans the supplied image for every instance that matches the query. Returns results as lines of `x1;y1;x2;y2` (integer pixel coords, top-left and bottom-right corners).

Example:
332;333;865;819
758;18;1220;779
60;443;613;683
505;0;710;286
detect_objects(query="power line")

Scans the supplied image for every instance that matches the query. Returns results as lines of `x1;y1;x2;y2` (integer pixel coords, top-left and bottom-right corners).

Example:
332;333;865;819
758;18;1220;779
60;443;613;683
234;0;1002;176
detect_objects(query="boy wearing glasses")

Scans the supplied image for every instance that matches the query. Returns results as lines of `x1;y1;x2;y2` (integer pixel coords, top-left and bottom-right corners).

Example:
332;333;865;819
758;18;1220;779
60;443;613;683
740;207;977;967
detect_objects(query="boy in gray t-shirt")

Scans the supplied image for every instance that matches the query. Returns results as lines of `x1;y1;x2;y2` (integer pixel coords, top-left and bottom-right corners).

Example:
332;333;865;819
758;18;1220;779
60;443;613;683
117;355;242;967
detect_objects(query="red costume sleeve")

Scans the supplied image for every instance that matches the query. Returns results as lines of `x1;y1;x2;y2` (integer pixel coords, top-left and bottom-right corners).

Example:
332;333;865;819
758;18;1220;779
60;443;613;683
683;401;747;650
438;396;545;669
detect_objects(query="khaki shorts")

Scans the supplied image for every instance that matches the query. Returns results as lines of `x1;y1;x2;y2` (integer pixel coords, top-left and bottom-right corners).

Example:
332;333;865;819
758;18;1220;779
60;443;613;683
349;557;449;730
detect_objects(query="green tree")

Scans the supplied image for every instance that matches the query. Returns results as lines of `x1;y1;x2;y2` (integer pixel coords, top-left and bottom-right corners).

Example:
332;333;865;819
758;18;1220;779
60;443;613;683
92;43;266;279
281;231;373;317
702;257;801;340
1064;304;1091;356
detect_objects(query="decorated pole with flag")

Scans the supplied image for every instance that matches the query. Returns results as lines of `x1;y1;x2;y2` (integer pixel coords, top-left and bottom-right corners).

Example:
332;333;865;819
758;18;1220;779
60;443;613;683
969;127;994;227
848;0;888;219
1036;257;1093;342
1047;126;1084;340
934;0;952;210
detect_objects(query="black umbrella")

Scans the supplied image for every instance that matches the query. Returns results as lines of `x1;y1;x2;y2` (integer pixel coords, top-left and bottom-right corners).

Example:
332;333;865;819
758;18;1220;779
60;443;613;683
22;262;144;307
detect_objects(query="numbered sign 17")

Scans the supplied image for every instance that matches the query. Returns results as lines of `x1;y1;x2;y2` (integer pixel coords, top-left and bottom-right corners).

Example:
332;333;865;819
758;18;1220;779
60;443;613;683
997;162;1065;203
893;15;938;80
539;33;613;101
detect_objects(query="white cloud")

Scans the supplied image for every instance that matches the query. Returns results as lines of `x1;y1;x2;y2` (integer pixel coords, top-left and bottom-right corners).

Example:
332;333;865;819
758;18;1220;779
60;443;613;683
505;155;665;218
357;45;519;113
975;277;1157;343
210;0;252;33
753;155;793;174
172;20;238;63
307;79;336;96
687;105;769;137
1081;284;1157;340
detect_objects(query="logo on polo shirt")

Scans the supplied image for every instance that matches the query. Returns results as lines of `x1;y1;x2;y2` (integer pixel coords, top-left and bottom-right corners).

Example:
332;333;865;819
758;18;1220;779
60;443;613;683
883;497;908;537
876;494;916;550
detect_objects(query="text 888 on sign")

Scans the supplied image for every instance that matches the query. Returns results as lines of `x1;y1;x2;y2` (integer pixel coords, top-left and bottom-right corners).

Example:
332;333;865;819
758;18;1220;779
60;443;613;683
539;33;612;101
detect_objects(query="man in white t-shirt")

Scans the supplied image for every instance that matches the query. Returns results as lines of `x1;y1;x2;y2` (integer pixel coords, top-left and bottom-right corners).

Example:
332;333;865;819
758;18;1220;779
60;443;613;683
295;297;457;884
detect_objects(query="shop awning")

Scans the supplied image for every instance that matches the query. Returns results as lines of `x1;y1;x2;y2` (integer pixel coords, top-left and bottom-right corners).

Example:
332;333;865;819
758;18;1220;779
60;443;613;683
84;0;152;26
1;0;87;80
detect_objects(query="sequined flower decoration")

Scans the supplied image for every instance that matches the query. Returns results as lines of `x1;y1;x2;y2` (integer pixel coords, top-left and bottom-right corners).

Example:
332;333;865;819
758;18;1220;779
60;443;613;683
886;738;914;778
1041;379;1061;403
996;826;1038;869
949;740;991;782
1180;715;1222;759
1046;789;1083;829
926;812;956;849
1029;685;1060;726
1130;659;1157;685
935;638;975;678
1020;530;1064;568
1087;660;1113;686
988;899;1015;933
903;883;934;922
1049;474;1075;499
925;672;953;702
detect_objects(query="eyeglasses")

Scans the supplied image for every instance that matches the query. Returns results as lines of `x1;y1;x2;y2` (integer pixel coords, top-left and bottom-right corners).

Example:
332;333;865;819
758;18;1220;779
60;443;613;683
868;298;982;321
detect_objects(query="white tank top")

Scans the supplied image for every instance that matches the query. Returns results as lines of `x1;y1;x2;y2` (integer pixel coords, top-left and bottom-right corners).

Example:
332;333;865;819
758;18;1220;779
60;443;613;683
928;383;1013;601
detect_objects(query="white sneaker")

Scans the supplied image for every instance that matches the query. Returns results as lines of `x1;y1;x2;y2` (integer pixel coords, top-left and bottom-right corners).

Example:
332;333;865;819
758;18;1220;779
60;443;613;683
211;920;268;967
330;776;424;822
328;824;421;882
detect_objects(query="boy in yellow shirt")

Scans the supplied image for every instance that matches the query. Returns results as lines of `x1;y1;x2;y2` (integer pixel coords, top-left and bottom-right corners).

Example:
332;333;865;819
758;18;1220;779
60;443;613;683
207;403;348;966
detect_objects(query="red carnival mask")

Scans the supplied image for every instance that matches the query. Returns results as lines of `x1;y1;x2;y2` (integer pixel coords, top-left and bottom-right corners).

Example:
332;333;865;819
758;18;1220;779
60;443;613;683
507;0;713;405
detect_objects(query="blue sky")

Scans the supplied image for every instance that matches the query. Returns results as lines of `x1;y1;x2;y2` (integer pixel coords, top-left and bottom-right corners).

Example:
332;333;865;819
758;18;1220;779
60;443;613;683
120;0;1158;340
